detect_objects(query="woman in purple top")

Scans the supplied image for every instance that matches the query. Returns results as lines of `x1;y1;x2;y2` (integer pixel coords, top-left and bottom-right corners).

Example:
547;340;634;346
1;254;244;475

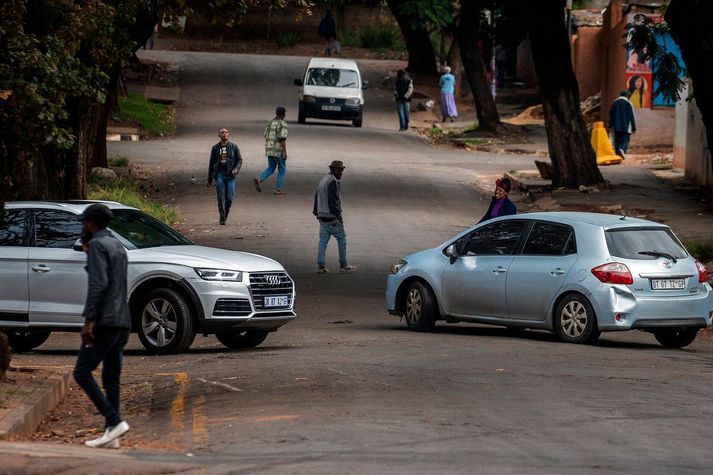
479;177;517;223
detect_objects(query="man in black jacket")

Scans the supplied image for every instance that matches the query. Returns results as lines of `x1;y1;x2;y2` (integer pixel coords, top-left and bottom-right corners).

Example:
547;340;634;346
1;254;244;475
73;204;131;449
394;69;413;131
207;128;243;224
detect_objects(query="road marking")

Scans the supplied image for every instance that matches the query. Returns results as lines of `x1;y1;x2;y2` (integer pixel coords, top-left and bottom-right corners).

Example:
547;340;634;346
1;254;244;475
192;394;209;449
195;377;243;392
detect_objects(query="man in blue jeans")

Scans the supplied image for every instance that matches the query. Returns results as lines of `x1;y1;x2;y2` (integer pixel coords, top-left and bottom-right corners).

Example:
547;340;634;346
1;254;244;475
254;106;289;195
207;128;243;224
313;160;356;273
394;69;413;131
74;204;131;449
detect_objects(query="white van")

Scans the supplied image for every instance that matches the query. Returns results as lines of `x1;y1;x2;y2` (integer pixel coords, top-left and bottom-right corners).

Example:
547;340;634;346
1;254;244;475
293;58;368;128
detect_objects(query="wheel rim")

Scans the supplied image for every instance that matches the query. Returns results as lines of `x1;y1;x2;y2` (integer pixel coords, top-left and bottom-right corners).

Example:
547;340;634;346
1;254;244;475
405;289;422;324
560;301;587;338
141;298;178;347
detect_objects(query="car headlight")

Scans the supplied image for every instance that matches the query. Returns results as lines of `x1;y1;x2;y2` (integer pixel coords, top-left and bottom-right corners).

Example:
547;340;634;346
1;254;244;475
303;95;317;103
390;260;407;274
345;97;361;106
194;268;243;282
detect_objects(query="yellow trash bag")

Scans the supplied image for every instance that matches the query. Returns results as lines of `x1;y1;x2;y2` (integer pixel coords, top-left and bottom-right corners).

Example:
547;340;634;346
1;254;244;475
591;121;622;166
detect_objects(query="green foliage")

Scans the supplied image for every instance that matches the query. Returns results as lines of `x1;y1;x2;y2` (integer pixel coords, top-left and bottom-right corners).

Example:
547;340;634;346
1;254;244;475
88;176;179;225
687;239;713;264
114;93;175;137
275;30;300;47
108;156;131;167
358;24;403;50
400;0;454;31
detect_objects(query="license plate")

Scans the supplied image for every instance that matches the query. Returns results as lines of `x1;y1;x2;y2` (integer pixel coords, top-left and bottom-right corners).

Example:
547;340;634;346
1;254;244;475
321;105;341;111
264;296;289;307
651;279;686;290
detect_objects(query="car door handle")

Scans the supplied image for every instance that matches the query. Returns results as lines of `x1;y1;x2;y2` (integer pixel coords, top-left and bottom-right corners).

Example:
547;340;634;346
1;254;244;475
491;267;507;274
31;265;51;273
550;268;566;276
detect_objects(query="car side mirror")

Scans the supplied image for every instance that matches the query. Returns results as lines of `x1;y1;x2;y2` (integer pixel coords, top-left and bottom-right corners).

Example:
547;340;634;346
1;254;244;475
446;244;459;264
294;79;303;86
361;81;369;90
73;238;84;252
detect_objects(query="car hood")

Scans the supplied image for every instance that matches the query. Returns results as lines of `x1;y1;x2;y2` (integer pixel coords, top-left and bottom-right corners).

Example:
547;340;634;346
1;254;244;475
128;245;284;272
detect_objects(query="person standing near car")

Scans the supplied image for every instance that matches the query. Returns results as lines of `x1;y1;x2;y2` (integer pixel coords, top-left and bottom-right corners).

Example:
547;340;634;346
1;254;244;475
394;69;413;131
73;204;131;449
207;128;243;225
254;106;289;195
478;177;517;223
313;160;356;273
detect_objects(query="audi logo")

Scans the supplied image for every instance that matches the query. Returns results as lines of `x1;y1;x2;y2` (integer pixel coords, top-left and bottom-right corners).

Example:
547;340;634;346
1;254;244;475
266;275;281;286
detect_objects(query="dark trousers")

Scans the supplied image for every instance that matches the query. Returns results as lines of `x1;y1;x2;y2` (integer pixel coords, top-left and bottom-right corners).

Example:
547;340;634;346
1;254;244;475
613;131;631;154
73;327;130;429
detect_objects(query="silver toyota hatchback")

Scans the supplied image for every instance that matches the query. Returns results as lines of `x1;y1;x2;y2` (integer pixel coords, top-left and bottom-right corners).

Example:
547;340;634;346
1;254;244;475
0;201;296;354
386;212;712;347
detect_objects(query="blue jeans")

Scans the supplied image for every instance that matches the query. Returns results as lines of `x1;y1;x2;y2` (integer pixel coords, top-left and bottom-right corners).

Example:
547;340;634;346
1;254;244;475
318;220;348;268
214;171;236;220
259;155;286;190
73;327;130;429
396;101;410;130
613;131;631;155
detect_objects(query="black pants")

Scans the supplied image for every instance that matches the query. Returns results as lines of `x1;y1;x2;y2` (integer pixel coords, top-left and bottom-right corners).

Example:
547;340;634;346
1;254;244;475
73;327;130;429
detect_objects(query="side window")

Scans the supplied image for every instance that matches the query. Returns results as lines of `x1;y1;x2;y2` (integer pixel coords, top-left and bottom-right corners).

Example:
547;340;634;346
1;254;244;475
463;221;527;256
34;210;82;249
522;222;574;256
0;210;27;246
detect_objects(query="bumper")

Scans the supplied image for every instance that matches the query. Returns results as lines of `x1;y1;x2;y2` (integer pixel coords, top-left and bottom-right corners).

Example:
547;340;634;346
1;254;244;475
303;102;362;121
589;283;713;331
386;274;400;315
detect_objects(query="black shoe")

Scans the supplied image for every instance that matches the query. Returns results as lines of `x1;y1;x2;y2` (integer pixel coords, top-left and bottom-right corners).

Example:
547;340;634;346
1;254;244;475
219;218;226;225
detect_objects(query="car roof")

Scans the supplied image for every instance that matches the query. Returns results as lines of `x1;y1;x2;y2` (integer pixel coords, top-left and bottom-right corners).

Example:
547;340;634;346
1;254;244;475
500;211;668;230
4;200;138;214
307;57;359;70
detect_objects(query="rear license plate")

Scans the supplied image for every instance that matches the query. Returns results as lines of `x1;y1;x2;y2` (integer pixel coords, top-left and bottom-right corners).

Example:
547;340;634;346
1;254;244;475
321;105;341;111
651;279;686;290
264;296;289;307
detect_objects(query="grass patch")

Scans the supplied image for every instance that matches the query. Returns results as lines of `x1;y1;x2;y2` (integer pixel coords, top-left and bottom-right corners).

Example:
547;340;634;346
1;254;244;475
275;30;300;48
686;239;713;263
108;156;131;167
464;138;484;145
87;176;179;225
114;93;174;137
341;24;404;51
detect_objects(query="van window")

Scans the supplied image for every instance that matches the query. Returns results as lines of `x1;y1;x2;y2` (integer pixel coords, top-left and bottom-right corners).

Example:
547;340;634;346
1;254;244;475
605;228;687;260
306;68;359;88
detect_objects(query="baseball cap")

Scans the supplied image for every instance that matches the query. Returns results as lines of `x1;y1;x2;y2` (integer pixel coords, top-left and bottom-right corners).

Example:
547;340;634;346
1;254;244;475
78;204;113;227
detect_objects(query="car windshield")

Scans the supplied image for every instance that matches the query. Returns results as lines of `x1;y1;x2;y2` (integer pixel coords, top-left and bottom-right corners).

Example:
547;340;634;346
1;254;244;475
605;227;687;260
306;68;359;87
108;209;192;249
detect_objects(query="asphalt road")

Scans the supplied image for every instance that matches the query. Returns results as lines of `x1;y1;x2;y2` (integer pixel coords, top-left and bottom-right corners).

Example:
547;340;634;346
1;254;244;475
6;52;713;474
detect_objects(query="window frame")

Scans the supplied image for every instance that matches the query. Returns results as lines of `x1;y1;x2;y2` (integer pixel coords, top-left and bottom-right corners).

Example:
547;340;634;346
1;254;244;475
0;209;30;247
452;219;530;257
520;220;577;257
31;209;83;249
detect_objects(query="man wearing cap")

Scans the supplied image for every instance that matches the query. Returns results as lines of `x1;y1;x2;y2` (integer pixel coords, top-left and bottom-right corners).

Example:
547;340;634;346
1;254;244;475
254;107;289;195
207;128;243;224
73;204;131;448
313;160;356;273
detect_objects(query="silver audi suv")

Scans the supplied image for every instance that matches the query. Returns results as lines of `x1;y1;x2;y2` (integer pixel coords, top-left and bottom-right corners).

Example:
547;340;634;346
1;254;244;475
0;201;296;354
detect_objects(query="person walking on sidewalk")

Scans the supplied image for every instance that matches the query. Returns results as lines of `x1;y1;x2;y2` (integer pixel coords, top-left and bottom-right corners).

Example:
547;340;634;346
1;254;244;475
607;90;637;160
394;69;413;131
207;128;243;224
254;106;289;195
439;66;458;122
73;204;131;449
313;160;356;273
318;9;338;57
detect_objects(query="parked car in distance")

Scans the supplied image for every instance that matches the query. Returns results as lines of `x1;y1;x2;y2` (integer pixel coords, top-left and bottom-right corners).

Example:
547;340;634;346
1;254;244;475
293;57;368;127
386;212;713;348
0;201;296;354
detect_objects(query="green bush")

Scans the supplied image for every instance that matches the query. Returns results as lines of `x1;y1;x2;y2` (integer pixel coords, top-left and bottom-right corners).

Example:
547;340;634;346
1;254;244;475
114;94;174;137
276;31;300;48
687;239;713;263
339;28;360;48
357;24;403;50
108;156;130;167
88;176;179;225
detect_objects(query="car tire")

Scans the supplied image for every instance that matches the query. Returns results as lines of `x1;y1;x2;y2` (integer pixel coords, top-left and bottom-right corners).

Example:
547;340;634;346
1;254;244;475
554;294;600;344
298;102;306;124
403;281;438;332
653;327;699;348
5;330;51;352
353;118;362;128
137;288;195;355
215;330;269;349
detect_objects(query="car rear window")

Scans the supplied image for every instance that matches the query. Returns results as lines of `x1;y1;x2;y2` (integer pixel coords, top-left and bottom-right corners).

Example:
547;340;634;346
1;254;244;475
605;228;687;260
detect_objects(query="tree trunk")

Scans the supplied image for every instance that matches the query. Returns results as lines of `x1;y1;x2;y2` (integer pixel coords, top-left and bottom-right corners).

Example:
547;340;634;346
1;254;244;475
445;37;463;101
456;1;500;132
666;0;713;169
527;1;603;187
90;62;122;170
386;0;437;74
0;330;10;382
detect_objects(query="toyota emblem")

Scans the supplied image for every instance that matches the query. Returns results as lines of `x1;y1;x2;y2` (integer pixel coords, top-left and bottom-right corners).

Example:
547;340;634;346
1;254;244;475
660;260;673;269
266;275;281;286
329;98;335;104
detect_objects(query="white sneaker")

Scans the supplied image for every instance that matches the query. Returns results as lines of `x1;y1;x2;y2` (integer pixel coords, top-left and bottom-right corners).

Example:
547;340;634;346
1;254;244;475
340;265;357;273
84;421;130;448
106;438;121;449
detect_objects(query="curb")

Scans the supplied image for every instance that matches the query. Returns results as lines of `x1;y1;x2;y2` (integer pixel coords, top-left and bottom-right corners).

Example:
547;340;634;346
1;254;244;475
0;372;71;440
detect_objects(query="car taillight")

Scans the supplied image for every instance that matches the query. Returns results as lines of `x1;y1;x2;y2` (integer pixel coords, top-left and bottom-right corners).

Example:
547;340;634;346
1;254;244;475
591;262;633;285
696;261;709;283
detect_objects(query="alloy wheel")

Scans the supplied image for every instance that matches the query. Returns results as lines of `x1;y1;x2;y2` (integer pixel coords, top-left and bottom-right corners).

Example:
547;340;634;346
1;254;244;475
405;288;422;324
560;301;587;338
141;298;178;348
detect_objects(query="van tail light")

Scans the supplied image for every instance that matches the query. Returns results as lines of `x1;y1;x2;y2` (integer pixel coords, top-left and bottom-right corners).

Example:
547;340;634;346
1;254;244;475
696;261;709;283
591;262;633;285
